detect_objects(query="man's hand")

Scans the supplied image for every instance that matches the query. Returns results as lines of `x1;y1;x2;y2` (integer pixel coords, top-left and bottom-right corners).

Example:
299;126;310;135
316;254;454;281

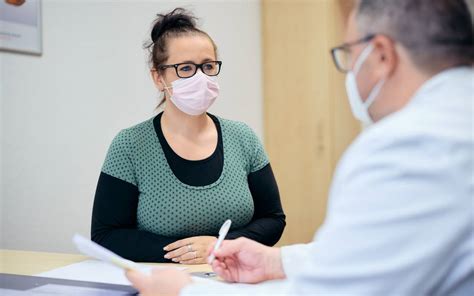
208;237;286;283
164;236;217;264
126;268;192;296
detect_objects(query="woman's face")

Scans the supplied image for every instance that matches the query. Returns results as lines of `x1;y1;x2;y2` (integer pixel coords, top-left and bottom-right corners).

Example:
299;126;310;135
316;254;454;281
153;34;216;92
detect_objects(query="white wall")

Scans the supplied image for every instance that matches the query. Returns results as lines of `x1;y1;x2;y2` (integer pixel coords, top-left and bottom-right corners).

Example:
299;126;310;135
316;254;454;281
0;0;262;253
0;53;3;247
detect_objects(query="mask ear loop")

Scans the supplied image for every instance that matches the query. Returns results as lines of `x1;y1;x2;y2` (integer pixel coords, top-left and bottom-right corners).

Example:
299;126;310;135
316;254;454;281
363;78;385;108
161;77;173;99
353;43;374;75
352;43;386;112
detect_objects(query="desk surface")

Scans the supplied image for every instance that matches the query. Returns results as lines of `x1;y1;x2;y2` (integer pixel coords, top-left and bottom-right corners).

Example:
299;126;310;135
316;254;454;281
0;249;212;276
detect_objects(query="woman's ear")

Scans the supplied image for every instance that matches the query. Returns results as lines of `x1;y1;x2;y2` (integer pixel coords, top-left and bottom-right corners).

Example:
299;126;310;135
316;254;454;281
151;69;164;91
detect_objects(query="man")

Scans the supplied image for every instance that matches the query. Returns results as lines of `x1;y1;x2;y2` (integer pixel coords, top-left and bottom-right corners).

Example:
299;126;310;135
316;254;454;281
126;0;473;295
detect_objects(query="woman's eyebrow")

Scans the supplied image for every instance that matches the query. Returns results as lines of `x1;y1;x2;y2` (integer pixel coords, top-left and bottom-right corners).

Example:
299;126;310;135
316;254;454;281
178;58;214;64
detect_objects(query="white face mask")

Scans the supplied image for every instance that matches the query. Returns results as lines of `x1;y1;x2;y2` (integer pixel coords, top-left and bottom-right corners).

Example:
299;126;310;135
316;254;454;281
162;71;220;116
345;44;385;125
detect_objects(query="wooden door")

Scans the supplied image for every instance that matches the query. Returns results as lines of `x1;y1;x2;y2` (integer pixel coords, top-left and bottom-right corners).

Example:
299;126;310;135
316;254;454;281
262;0;360;245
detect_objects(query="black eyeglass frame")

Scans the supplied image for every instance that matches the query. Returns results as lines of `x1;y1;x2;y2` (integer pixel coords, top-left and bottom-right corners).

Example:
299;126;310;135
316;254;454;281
330;34;375;73
158;61;223;78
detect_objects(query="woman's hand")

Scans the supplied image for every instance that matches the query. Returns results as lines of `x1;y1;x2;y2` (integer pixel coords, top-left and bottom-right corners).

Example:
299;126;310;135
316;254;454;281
164;236;217;264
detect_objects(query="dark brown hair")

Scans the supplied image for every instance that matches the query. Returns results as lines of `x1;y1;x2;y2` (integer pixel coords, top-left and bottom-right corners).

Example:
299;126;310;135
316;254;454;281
144;8;218;108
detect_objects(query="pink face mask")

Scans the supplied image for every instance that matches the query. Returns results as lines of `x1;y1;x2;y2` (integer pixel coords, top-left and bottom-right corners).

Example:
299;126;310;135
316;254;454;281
162;71;220;116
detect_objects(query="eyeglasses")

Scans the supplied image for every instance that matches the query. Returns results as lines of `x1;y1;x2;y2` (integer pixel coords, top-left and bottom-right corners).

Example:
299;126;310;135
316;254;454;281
159;61;222;78
330;34;375;73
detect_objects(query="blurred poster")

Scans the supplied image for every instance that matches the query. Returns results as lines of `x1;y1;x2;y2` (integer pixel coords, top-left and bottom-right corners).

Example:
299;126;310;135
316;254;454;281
0;0;42;55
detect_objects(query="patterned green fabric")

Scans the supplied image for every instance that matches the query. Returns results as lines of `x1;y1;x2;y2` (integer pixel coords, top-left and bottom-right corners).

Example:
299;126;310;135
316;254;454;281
101;116;269;237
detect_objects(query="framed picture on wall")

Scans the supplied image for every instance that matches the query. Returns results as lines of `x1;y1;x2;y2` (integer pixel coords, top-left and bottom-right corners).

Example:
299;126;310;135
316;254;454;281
0;0;42;55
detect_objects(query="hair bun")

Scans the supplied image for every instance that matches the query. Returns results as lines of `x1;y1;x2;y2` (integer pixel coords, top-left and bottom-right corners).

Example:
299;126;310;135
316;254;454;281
151;8;197;42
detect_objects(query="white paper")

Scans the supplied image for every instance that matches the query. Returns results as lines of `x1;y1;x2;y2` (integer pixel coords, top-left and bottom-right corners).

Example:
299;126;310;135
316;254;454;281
38;259;142;285
72;234;139;270
38;259;184;286
38;235;210;287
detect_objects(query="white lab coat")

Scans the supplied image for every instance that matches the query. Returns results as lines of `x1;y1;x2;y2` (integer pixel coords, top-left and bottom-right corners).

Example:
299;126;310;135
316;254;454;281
182;67;474;295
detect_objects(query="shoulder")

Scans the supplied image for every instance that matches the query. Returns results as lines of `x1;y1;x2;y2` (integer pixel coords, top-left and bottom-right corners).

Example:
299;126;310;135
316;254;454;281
343;82;472;172
334;92;472;199
215;115;260;141
118;117;155;138
215;116;264;156
215;115;269;172
111;117;155;148
328;110;472;220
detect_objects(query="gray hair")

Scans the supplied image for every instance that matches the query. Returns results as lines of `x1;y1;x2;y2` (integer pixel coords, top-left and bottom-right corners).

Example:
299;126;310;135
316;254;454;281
356;0;473;73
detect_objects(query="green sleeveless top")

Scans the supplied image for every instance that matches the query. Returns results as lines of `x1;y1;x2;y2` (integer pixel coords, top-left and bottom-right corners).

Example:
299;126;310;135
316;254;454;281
101;116;269;237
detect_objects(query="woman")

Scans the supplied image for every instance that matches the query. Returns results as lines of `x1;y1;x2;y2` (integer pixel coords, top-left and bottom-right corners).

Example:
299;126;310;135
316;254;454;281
91;8;285;264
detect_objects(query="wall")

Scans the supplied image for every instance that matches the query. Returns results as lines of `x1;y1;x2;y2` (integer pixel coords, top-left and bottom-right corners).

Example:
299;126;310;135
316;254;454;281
0;54;3;247
0;0;263;253
262;0;361;246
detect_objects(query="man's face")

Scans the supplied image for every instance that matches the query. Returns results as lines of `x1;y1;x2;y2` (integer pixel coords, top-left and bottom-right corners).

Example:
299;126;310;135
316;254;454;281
343;8;412;123
345;10;379;105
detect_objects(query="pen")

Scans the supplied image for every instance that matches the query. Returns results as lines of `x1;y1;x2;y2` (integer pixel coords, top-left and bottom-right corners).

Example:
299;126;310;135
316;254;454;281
208;219;232;264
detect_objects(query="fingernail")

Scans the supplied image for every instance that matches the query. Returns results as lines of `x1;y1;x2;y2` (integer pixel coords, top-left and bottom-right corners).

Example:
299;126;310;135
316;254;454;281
164;254;169;259
172;258;178;262
163;246;168;251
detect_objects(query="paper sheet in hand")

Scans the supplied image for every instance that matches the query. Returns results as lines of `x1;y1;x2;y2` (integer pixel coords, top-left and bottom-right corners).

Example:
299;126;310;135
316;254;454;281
39;259;210;286
73;234;139;270
37;234;186;285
